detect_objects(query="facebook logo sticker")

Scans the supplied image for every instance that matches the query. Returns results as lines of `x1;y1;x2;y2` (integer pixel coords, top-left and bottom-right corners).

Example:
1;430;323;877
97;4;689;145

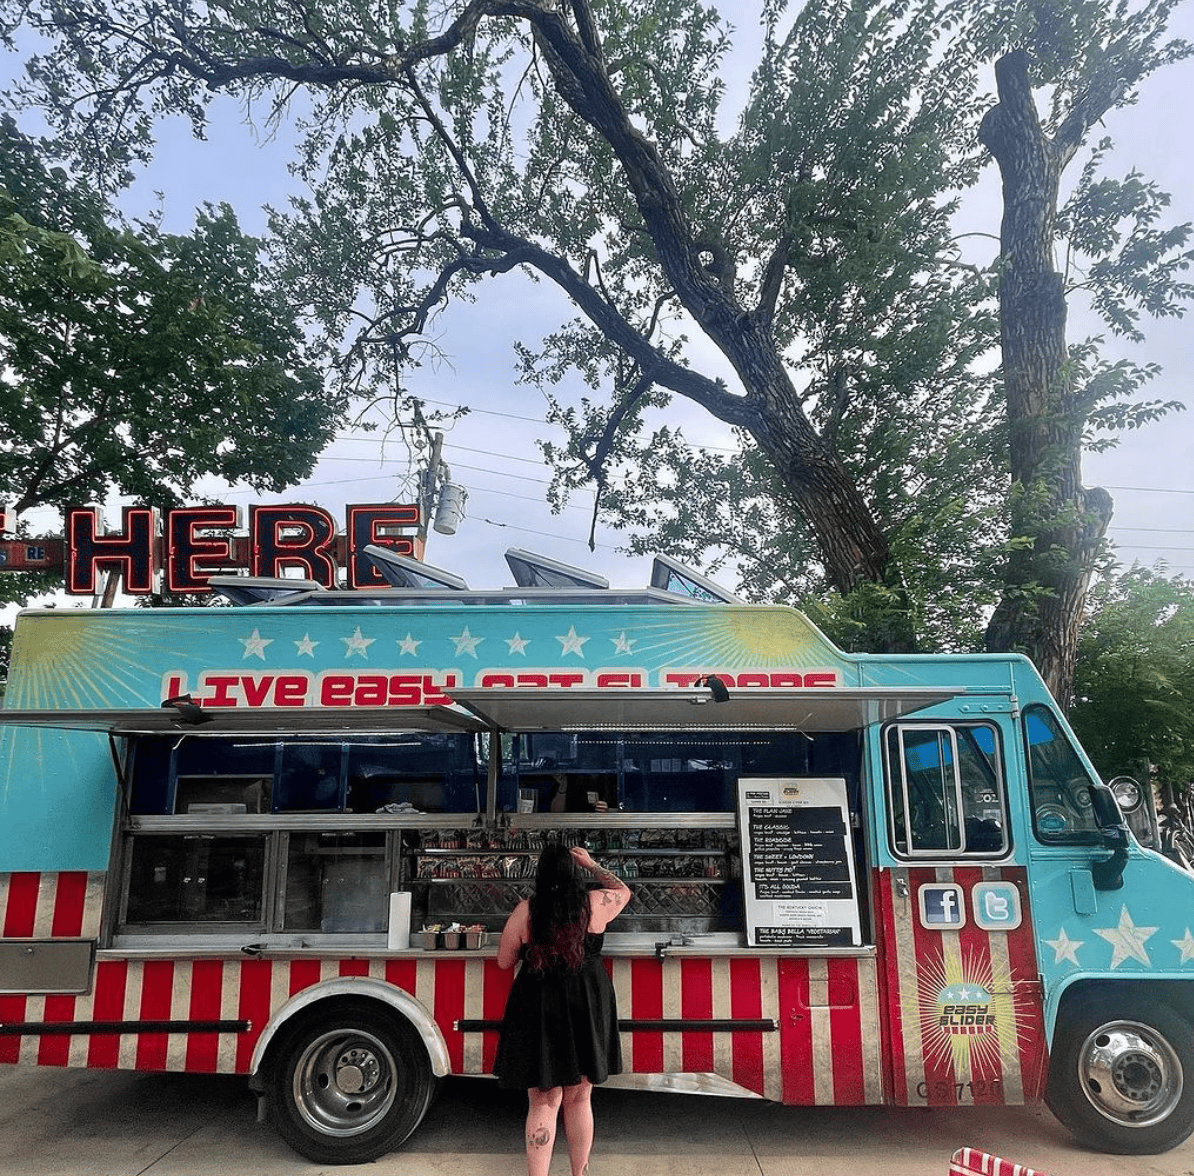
918;883;966;929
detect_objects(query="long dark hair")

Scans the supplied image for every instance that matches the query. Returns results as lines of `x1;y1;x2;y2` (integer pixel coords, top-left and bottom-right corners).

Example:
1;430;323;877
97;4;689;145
526;842;589;973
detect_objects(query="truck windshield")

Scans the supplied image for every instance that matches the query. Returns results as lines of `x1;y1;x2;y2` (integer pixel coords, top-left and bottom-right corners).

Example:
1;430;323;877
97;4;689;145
1024;704;1101;843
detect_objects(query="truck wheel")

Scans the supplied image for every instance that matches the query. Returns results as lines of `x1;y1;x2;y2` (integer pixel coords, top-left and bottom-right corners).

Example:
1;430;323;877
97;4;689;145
1047;994;1194;1154
266;1000;438;1165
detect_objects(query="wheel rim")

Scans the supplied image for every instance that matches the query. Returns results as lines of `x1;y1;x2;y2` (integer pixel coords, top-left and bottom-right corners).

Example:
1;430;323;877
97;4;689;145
1077;1019;1184;1128
292;1028;399;1137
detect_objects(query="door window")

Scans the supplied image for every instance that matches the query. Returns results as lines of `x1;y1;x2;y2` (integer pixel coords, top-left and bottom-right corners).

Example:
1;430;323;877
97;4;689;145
885;722;1008;858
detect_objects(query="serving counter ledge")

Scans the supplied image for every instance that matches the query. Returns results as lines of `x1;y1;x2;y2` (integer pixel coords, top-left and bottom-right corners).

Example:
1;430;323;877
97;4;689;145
100;938;877;961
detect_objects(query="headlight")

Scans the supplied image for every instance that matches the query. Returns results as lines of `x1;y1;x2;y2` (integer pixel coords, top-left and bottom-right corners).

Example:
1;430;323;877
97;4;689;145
1109;776;1144;813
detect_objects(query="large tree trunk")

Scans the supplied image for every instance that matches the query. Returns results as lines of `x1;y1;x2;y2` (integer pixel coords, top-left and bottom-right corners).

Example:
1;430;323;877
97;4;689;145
525;14;906;631
979;50;1113;705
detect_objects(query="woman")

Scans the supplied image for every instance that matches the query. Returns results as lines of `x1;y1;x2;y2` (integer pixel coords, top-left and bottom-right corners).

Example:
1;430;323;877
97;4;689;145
495;843;631;1176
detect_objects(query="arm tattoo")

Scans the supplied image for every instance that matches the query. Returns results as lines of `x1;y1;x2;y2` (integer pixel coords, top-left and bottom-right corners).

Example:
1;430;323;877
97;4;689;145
590;866;623;891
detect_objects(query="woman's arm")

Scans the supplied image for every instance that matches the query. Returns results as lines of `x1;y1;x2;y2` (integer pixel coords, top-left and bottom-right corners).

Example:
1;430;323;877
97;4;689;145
570;846;631;933
496;899;531;970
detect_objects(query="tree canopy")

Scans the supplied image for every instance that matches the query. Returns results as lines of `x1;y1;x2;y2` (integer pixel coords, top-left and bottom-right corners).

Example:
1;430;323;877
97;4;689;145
0;114;344;523
3;0;1190;695
1070;564;1194;786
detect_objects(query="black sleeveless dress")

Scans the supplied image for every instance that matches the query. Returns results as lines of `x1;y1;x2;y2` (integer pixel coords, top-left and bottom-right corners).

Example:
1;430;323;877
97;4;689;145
494;932;622;1091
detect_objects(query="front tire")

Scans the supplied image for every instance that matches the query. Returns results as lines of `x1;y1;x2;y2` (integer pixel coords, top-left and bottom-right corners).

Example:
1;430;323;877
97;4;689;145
1047;993;1194;1154
265;999;438;1164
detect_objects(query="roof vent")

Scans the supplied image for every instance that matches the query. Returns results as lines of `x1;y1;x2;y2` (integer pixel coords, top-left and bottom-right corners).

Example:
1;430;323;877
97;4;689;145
649;555;742;603
504;548;609;589
364;546;469;590
207;575;326;605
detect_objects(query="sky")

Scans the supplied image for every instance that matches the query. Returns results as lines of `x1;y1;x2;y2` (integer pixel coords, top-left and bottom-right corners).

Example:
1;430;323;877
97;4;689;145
4;2;1193;602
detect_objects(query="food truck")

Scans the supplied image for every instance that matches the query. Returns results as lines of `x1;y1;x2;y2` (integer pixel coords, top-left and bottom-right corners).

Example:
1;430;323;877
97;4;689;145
2;548;1193;1163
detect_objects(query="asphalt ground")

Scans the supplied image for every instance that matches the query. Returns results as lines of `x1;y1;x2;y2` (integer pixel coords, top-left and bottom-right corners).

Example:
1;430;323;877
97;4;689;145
2;1065;1193;1176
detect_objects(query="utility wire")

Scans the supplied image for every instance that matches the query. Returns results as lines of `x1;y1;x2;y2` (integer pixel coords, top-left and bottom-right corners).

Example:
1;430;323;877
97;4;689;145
1105;485;1194;495
474;515;621;550
1109;526;1194;534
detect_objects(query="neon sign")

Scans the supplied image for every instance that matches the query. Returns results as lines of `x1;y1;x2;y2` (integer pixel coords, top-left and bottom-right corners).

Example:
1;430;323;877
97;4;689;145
52;503;423;594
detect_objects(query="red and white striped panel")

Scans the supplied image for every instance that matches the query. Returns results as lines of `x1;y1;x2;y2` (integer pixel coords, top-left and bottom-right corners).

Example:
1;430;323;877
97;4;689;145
874;867;1047;1108
0;949;784;1092
0;921;880;1106
604;952;883;1104
606;954;782;1100
0;953;514;1074
0;871;106;939
949;1146;1048;1176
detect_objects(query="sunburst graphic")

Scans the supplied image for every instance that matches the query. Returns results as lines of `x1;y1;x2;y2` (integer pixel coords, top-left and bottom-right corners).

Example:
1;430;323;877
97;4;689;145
915;946;1033;1079
723;608;840;664
9;613;224;708
595;608;846;674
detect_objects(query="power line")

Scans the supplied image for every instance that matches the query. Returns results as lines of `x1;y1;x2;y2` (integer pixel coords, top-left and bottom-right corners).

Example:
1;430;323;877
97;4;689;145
444;442;552;466
1114;545;1194;553
333;397;743;456
1109;526;1194;534
474;515;620;551
449;459;552;485
1105;485;1194;495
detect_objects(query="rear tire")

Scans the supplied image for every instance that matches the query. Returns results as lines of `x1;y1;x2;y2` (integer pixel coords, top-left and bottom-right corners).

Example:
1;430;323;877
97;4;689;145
265;999;438;1164
1047;992;1194;1154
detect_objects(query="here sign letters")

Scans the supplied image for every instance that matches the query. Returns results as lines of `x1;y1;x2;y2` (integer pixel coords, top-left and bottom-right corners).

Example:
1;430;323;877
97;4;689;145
57;503;423;594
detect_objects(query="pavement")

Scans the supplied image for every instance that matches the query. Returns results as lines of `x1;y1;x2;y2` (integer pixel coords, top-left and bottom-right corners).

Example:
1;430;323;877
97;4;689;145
3;1064;1194;1176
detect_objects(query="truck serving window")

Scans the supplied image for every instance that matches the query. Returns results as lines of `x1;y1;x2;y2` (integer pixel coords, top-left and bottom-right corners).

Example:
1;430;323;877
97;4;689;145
122;834;267;927
127;733;484;815
508;729;859;814
1024;704;1101;843
283;831;390;933
885;722;1008;858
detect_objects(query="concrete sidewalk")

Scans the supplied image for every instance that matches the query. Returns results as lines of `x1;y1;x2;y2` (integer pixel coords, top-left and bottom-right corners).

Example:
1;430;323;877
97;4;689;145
1;1065;1190;1176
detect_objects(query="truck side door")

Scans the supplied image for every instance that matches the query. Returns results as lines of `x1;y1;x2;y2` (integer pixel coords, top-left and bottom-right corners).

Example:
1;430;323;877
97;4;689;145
871;717;1047;1108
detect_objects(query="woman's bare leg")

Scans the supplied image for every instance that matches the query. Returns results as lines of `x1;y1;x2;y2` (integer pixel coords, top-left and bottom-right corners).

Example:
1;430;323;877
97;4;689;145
561;1079;594;1176
525;1086;563;1176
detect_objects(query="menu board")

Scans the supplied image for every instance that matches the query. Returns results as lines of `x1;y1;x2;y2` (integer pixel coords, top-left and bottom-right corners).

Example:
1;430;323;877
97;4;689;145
736;777;861;947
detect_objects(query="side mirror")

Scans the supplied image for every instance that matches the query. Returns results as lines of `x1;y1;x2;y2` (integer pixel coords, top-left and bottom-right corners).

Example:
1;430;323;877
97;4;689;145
1089;782;1128;832
1088;782;1130;891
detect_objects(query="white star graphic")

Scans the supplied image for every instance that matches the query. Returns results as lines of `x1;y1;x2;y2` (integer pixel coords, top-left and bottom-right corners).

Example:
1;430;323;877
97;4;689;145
1173;928;1194;965
506;632;530;655
341;626;376;659
239;629;273;660
956;986;971;1001
611;631;635;655
397;632;421;656
1045;927;1084;966
450;626;484;658
556;625;590;657
1094;906;1158;969
294;633;319;658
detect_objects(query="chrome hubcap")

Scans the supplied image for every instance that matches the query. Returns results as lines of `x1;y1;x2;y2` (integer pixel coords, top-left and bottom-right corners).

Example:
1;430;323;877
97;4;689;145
293;1029;396;1136
1079;1021;1183;1127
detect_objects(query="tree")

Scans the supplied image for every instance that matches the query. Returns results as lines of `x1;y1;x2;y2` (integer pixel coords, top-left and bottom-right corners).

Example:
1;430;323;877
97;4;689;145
970;3;1193;701
5;0;1189;691
1070;564;1194;786
0;114;345;523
